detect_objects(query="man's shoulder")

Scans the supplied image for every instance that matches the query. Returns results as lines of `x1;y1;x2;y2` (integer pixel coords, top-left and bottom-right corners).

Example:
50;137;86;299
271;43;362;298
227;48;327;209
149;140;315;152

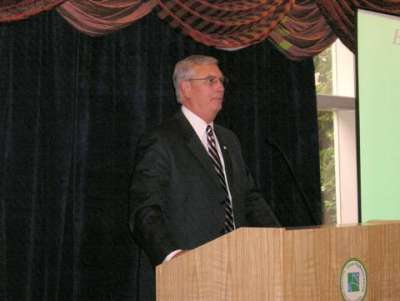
214;123;238;140
142;113;184;143
214;123;232;133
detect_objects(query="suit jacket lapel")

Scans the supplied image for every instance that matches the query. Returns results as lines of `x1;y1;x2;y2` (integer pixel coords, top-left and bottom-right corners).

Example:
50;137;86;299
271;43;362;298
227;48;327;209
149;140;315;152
175;112;222;188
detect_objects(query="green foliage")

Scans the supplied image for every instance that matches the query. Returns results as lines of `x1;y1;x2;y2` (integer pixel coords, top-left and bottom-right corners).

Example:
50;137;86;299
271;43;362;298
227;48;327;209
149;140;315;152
318;111;336;224
315;47;336;224
314;48;333;95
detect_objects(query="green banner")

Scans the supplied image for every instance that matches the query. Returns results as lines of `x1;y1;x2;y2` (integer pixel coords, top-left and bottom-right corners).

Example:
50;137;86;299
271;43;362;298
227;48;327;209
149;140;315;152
358;9;400;222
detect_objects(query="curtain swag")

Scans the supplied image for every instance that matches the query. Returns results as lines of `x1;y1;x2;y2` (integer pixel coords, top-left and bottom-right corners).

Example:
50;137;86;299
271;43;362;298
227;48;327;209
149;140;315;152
1;0;400;59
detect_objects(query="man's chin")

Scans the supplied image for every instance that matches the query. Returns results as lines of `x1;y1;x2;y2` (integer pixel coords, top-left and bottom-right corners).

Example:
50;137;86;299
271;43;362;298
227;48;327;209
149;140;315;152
214;102;223;112
212;98;224;107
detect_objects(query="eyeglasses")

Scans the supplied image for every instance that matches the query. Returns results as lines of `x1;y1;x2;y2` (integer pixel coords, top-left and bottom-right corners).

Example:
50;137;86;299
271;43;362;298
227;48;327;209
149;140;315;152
187;76;229;87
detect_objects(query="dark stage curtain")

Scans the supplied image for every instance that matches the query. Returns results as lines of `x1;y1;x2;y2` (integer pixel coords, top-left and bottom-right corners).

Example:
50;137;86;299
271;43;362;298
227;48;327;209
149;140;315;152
0;10;321;301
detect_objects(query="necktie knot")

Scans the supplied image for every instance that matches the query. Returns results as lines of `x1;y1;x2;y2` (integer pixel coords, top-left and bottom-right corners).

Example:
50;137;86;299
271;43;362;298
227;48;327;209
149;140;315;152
206;125;213;137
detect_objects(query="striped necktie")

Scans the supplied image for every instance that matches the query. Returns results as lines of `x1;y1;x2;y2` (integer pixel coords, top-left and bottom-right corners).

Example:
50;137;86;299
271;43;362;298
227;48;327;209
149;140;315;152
206;125;235;233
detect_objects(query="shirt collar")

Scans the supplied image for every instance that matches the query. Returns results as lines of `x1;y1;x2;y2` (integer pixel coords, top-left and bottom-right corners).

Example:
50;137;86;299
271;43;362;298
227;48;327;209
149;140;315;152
181;105;213;139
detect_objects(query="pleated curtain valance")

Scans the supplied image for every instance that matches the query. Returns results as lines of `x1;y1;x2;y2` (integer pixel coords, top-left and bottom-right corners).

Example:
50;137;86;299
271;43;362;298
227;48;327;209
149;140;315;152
1;0;400;60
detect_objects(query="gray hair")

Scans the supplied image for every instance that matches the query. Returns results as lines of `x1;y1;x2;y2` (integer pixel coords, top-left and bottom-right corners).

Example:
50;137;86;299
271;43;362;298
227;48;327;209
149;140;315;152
173;55;219;103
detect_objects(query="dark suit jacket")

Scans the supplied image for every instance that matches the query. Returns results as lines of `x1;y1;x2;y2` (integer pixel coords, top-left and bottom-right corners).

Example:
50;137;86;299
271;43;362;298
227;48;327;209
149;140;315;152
129;110;279;266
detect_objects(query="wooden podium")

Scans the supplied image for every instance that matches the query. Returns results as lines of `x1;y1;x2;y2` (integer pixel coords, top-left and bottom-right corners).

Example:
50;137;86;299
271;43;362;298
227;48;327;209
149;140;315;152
156;222;400;300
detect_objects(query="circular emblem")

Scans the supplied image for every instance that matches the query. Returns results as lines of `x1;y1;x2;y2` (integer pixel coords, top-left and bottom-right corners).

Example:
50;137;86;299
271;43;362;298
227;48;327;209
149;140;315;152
340;258;368;301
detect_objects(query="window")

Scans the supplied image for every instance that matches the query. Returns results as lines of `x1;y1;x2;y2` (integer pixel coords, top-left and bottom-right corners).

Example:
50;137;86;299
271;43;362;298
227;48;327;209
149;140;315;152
314;40;357;225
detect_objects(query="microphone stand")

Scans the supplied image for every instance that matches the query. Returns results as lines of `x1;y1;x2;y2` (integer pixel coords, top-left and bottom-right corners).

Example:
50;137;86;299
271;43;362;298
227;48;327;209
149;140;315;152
265;137;318;225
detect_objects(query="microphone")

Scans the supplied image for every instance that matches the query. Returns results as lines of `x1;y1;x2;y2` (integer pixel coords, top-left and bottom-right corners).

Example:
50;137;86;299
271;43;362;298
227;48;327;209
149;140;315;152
265;137;318;225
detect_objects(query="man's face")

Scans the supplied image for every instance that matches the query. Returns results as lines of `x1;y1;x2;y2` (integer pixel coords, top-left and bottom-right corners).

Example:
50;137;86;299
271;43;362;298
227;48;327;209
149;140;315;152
181;63;225;122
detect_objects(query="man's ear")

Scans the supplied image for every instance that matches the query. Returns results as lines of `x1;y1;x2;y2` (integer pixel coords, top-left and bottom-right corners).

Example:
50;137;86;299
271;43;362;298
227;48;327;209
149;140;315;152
180;80;191;99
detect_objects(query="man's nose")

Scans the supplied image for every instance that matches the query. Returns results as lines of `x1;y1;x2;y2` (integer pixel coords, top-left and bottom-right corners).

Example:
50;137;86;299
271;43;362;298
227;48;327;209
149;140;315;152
214;79;225;91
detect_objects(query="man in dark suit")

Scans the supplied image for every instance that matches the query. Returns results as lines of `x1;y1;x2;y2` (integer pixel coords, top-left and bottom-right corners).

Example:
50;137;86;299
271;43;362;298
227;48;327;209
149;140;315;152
129;55;280;269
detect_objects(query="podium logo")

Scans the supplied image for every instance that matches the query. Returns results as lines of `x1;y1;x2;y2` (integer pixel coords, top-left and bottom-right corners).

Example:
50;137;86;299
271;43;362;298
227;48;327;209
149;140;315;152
347;272;360;292
340;258;367;301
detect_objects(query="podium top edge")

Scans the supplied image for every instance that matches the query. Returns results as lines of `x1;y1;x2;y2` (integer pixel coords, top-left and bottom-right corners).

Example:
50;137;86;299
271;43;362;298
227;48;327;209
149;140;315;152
238;221;400;232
